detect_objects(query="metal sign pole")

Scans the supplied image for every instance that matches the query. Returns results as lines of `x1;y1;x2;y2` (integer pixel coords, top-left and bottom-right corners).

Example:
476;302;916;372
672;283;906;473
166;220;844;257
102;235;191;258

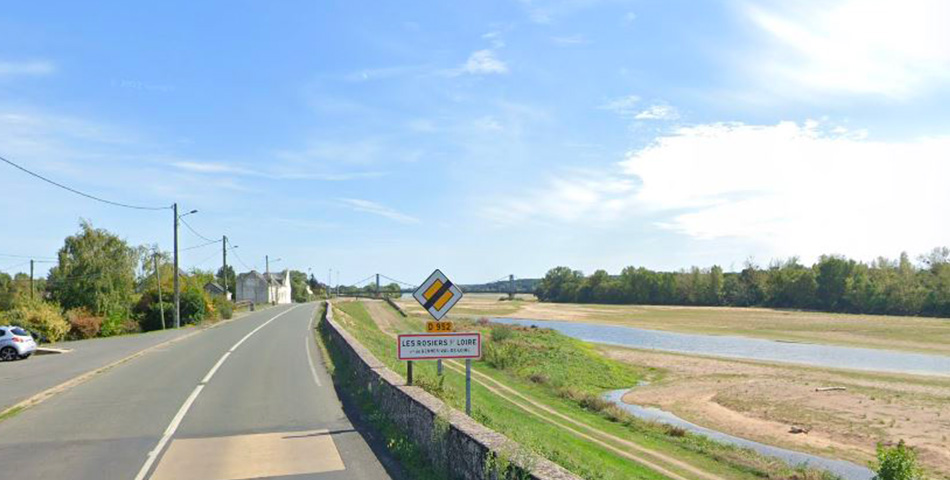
407;360;413;386
465;359;472;415
437;359;443;376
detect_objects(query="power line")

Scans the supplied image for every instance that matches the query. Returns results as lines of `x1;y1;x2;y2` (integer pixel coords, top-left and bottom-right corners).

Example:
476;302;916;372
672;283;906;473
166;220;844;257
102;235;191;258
231;249;254;271
0;260;31;273
178;216;216;243
181;239;221;251
1;154;171;211
0;253;56;261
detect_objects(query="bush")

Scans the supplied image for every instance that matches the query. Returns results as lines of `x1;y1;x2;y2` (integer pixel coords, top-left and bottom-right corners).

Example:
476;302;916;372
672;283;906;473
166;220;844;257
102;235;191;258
133;290;172;332
1;300;70;343
873;441;926;480
65;307;102;339
490;324;515;342
211;295;233;320
180;288;208;324
99;308;125;337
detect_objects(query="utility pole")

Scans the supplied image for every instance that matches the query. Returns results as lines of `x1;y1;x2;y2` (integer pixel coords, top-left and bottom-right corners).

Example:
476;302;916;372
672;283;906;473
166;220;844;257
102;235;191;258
265;255;269;275
29;259;34;300
173;203;180;329
376;273;380;298
154;253;165;330
509;274;515;301
327;268;331;298
222;235;228;300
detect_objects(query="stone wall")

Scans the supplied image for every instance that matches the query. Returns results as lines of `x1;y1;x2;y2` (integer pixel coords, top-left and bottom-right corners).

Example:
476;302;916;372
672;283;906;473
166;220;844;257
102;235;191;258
321;301;580;480
384;297;407;317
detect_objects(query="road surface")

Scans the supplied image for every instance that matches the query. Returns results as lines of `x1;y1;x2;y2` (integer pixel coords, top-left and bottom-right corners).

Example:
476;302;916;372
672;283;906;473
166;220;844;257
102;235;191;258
0;303;394;480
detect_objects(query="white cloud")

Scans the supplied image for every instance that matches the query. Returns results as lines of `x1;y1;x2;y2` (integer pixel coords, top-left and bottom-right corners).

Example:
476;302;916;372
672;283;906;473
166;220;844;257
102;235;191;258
551;34;589;45
457;50;508;75
484;121;950;262
742;0;950;98
482;31;506;49
0;60;55;77
599;95;640;116
634;104;679;120
339;198;419;224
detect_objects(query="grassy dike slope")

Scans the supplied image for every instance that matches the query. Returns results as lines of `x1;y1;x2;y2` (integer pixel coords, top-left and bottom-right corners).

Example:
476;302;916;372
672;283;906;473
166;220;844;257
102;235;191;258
332;299;838;480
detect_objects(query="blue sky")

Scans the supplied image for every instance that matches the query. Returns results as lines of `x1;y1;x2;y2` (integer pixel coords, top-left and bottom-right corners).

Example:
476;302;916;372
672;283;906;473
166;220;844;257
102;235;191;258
1;0;949;285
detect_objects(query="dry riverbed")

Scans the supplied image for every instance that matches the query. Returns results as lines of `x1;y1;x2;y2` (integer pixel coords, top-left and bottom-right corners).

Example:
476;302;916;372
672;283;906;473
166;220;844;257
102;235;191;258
605;347;950;479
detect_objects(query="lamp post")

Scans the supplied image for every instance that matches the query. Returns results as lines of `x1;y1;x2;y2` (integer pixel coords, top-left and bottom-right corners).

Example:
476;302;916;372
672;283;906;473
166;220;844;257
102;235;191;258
173;206;198;328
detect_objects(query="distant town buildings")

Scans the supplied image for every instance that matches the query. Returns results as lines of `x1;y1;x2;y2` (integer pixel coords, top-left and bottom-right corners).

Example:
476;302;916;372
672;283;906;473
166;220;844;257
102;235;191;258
236;270;291;304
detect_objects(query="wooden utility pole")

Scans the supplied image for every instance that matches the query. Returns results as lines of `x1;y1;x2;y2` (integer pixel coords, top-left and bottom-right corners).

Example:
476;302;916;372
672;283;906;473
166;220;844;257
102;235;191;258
173;203;180;328
222;235;228;299
154;253;165;330
29;259;34;300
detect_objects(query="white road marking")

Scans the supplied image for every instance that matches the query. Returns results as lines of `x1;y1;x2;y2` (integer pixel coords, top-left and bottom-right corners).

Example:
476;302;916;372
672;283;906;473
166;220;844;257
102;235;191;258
200;352;230;384
133;305;301;480
305;336;323;387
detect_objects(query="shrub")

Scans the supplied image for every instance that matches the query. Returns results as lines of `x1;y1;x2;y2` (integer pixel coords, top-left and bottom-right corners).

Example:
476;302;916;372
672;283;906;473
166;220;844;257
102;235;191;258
99;308;125;337
1;300;70;343
133;290;172;331
211;295;233;320
65;307;102;339
180;288;208;324
490;324;515;342
873;441;926;480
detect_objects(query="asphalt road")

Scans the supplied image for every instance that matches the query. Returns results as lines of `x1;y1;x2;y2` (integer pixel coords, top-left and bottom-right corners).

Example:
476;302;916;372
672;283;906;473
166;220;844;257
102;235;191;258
0;324;199;411
0;303;394;480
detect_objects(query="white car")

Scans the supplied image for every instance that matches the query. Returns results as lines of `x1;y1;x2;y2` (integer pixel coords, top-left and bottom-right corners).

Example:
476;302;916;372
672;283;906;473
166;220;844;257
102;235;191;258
0;326;37;361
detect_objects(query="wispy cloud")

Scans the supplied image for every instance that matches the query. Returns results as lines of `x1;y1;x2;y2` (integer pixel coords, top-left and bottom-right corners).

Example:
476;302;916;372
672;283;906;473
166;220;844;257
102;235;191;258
634;104;679;120
455;50;508;75
599;95;640;116
0;60;55;77
339;198;419;224
551;34;589;46
171;160;383;181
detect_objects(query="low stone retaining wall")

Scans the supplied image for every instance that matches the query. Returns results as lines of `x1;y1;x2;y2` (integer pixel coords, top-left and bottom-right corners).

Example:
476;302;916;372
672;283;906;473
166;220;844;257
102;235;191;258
321;301;580;480
383;297;407;317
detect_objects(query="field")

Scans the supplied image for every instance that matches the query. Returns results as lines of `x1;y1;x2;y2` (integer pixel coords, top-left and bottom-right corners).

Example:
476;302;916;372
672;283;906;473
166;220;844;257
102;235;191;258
331;298;841;480
396;294;950;355
395;294;950;478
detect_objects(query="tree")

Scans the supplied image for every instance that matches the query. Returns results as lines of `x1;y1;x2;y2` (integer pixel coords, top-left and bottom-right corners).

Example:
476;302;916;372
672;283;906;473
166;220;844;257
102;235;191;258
816;255;855;311
289;270;310;303
47;221;137;316
216;265;236;296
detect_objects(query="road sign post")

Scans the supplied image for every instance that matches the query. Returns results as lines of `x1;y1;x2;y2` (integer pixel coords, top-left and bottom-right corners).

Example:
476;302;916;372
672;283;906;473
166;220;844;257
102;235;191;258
405;269;478;414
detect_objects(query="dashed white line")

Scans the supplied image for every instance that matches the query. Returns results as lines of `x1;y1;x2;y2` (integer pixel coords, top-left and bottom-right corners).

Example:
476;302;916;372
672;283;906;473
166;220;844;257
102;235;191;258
133;304;301;480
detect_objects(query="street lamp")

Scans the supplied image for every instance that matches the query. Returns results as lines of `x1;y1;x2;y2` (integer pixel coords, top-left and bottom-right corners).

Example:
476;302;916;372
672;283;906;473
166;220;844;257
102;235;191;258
172;206;199;329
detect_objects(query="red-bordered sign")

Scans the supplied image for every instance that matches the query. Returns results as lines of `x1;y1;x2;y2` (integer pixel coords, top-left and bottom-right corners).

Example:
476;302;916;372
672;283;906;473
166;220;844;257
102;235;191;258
397;332;482;360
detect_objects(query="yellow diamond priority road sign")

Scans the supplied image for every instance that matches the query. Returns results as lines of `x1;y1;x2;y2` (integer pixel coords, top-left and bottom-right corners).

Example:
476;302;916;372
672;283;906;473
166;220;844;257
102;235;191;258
413;269;463;321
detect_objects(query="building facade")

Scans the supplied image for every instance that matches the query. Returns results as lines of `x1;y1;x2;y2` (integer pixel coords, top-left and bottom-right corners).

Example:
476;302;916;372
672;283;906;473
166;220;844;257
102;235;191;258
236;270;292;304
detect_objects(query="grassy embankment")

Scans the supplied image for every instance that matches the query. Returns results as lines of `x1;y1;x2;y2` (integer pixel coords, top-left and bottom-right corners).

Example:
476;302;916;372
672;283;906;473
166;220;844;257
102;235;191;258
397;294;950;356
332;299;838;480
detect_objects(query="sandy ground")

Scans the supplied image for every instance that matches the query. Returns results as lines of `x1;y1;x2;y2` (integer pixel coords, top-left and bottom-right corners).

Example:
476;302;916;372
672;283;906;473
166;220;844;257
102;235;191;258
397;295;950;355
603;347;950;479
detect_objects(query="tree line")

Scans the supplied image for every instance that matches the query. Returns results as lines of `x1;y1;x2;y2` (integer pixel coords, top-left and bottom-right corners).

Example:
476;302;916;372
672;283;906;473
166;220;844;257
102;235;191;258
0;220;321;343
535;248;950;318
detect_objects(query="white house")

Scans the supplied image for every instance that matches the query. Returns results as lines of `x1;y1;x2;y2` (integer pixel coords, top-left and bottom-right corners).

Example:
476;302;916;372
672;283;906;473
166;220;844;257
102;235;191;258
236;270;292;305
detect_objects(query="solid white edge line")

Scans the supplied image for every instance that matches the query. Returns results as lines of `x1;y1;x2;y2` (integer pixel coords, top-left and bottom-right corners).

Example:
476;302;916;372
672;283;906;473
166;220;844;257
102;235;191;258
305;336;323;387
132;304;301;480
